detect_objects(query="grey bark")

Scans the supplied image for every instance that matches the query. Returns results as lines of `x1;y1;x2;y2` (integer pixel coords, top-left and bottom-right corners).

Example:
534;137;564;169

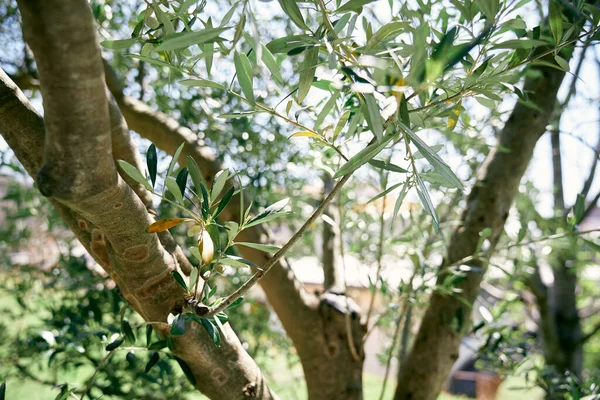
394;34;575;400
5;1;278;398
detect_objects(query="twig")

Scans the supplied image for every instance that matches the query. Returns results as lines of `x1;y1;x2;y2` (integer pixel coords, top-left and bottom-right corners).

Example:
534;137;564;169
202;173;353;317
80;349;115;398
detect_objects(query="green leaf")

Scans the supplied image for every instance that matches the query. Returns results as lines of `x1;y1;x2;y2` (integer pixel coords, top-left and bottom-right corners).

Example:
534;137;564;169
155;27;229;51
220;2;239;27
234;51;255;107
145;324;153;346
204;17;214;75
147;144;157;188
211;170;229;200
148;339;168;351
105;338;124;351
189;267;199;290
491;39;547;49
573;194;585;224
121;319;136;344
400;122;463;190
174;356;198;384
205;223;221;254
391;181;409;228
333;130;396;178
336;0;378;13
298;46;319;104
549;0;563;44
363;94;383;141
0;381;5;400
214;186;235;218
179;79;226;90
416;173;440;232
334;110;351;141
398;95;410;127
246;198;290;228
171;270;189;291
145;352;160;373
315;91;339;130
227;297;244;309
554;55;569;71
199;318;221;346
186;156;208;195
167;142;185;178
266;35;319;54
165;176;184;203
366;181;405;204
368;159;408;173
362;21;409;52
170;314;186;336
100;38;137;50
260;45;283;84
235;242;281;254
582;238;600;252
277;0;309;30
117;160;153;191
218;111;262;119
176;167;189;199
220;255;263;272
153;4;174;34
200;184;210;219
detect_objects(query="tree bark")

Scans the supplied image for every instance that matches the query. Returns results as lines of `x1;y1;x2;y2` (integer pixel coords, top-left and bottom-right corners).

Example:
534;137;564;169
6;1;278;398
393;38;574;400
104;63;366;399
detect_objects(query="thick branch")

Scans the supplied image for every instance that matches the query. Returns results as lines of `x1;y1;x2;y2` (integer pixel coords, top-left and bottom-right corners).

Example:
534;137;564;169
104;61;366;400
8;1;277;397
394;39;575;400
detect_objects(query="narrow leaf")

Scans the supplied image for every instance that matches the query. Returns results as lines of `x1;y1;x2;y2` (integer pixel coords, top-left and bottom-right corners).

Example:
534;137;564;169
147;218;189;233
121;320;136;344
246;198;290;228
368;159;408;173
416;173;440;232
337;0;378;13
289;131;323;139
105;338;124;351
391;181;409;228
171;270;189;291
199;318;221;346
174;356;198;384
366;181;405;204
179;79;225;90
220;255;263;272
235;242;281;254
549;0;564;44
186;156;208;194
117;160;153;191
100;38;137;50
211;170;229;200
298;47;319;104
400;122;463;189
364;94;383;141
333;130;396;178
147;144;157;188
234;51;255;106
167;142;186;178
145;324;153;346
155;27;229;51
277;0;309;30
214;186;235;218
170;314;186;336
176;167;189;199
573;194;585;224
145;352;160;373
226;297;244;309
165;176;184;204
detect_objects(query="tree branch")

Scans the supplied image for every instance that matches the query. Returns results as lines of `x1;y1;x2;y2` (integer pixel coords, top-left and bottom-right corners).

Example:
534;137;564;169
394;26;578;400
6;1;277;397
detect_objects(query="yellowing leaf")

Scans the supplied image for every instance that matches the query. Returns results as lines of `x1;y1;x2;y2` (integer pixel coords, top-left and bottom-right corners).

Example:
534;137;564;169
147;218;190;233
289;131;322;139
447;100;462;131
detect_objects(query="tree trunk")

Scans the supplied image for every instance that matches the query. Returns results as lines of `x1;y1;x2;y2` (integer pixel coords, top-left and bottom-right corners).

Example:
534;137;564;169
393;36;574;400
104;62;366;399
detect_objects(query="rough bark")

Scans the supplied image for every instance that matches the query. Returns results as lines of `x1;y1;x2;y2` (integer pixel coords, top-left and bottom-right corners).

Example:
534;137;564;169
6;1;278;398
104;63;366;399
393;42;574;400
